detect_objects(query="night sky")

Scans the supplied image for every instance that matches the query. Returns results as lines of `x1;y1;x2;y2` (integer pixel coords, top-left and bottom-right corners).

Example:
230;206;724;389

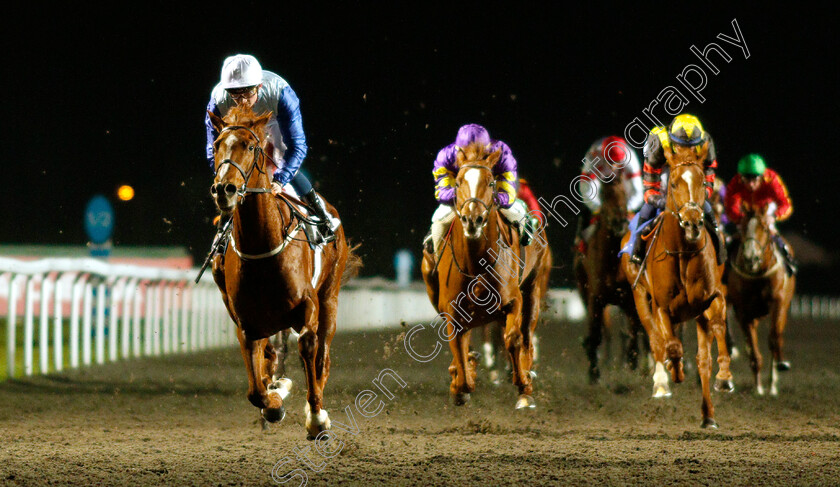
2;5;838;291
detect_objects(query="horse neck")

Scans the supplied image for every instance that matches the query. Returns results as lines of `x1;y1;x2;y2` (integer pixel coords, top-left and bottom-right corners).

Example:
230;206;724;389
232;170;284;247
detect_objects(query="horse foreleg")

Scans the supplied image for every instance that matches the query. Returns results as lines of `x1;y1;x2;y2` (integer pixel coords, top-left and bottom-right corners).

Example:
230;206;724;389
503;299;534;409
447;325;475;406
740;315;763;395
705;296;734;393
696;321;717;429
769;296;792;396
653;305;684;384
633;289;670;397
583;298;605;385
298;297;329;439
236;327;285;424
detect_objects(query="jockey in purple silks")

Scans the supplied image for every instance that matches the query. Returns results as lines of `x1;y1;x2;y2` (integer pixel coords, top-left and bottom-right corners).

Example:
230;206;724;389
424;124;537;257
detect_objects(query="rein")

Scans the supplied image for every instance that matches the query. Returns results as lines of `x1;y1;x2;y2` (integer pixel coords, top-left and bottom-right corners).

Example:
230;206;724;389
214;125;305;260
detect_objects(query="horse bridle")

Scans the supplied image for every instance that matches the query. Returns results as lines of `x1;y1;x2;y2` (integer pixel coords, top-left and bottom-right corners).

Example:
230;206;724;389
453;164;498;230
215;125;273;199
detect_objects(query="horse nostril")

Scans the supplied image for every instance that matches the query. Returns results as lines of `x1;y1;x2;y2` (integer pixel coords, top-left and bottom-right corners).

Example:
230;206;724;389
476;215;484;224
210;184;218;195
224;183;237;196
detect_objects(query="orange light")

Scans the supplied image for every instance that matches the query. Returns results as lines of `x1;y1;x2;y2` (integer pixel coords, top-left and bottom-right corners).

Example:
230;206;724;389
117;185;135;201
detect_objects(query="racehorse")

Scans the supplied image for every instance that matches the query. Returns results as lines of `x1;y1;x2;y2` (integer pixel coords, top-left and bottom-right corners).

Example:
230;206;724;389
620;142;734;429
574;169;645;383
206;106;360;439
727;208;796;395
420;143;552;409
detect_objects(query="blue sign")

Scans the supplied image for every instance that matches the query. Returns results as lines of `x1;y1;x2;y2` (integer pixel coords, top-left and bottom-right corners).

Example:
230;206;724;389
84;194;115;245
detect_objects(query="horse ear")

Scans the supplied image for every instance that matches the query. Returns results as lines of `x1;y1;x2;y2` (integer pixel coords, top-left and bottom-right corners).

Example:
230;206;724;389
207;110;225;133
254;111;273;128
486;148;502;166
455;147;465;165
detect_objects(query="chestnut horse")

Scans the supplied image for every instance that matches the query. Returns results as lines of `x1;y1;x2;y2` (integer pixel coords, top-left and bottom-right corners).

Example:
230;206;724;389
421;143;552;409
620;143;733;429
728;208;796;395
574;169;645;383
207;106;359;439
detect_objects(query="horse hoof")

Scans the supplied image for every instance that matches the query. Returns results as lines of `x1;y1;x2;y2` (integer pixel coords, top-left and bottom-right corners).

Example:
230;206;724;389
588;368;600;385
701;418;719;429
775;361;791;372
453;392;471;406
714;379;735;393
515;395;536;410
529;370;538;379
652;386;672;398
261;406;286;424
756;385;765;396
489;370;502;386
730;347;740;360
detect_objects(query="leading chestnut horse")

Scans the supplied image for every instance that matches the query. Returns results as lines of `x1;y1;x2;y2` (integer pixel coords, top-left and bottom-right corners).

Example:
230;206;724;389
728;208;796;395
421;143;552;409
620;142;733;429
207;106;359;439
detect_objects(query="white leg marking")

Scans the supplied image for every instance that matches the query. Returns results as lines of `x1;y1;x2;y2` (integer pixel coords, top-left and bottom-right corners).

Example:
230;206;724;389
652;361;672;398
770;360;779;396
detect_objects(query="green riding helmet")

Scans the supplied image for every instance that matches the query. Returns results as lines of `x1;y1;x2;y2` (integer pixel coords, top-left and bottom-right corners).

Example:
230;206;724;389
737;153;767;176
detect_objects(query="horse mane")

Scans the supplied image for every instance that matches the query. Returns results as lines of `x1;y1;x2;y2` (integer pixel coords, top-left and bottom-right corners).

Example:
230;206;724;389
456;142;496;169
223;105;269;140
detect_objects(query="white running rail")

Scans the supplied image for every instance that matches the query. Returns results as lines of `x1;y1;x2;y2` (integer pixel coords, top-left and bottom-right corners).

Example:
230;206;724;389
0;257;232;379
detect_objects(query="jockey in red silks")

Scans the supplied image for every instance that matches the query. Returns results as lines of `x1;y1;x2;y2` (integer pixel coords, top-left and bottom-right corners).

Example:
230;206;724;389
517;178;543;224
424;124;536;257
725;153;797;274
576;136;643;252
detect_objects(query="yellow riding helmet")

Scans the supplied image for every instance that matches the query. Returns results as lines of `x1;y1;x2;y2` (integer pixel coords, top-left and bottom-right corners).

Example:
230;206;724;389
668;114;705;146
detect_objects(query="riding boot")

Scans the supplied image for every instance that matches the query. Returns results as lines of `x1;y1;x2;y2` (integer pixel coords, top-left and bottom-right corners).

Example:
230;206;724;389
630;234;645;265
302;189;341;243
422;231;434;254
772;234;798;275
704;218;726;266
520;217;536;247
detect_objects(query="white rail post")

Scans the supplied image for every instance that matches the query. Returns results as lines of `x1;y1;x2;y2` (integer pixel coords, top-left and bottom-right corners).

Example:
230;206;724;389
131;279;143;357
95;280;106;365
6;274;20;379
143;281;154;356
108;277;122;362
23;276;36;376
152;281;162;356
189;284;199;352
162;282;173;355
70;274;86;369
124;278;139;359
53;272;63;372
39;274;50;374
178;282;189;353
82;280;93;366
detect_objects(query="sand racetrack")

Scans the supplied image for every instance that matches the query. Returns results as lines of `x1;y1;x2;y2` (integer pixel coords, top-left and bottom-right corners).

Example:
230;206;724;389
1;315;839;486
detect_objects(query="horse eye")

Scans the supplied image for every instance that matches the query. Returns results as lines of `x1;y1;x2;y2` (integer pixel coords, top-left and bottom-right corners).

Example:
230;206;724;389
249;146;254;151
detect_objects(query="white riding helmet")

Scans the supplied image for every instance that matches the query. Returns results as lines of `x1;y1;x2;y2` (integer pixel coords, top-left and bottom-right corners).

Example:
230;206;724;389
220;54;263;89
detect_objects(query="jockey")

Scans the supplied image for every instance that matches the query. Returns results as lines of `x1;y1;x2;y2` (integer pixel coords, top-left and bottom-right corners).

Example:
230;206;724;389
724;153;796;274
424;124;534;257
628;114;725;265
517;177;545;226
205;54;340;242
576;136;643;249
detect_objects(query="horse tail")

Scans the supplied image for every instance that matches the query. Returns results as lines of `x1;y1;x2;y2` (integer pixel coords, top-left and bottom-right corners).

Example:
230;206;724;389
341;242;363;287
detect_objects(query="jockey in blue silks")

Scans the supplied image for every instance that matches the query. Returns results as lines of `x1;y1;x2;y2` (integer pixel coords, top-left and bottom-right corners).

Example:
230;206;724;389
205;54;340;241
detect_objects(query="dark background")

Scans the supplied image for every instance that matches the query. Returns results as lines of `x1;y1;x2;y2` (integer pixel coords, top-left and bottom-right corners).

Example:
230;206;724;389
2;4;837;291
